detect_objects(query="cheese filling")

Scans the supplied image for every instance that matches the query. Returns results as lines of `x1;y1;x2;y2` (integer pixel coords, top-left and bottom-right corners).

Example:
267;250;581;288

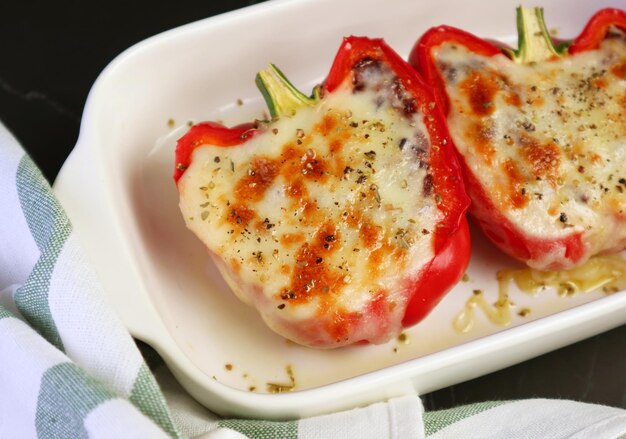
178;61;441;345
435;33;626;256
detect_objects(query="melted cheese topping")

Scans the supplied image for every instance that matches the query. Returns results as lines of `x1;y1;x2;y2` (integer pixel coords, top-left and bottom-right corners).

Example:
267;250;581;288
178;64;440;347
435;34;626;263
453;254;626;333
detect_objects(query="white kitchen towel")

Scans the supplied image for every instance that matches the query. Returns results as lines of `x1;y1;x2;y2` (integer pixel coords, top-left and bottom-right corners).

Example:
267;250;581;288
1;119;625;439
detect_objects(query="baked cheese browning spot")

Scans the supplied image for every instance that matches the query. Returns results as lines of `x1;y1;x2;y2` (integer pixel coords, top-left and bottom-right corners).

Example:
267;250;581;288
464;120;496;165
235;158;280;202
226;204;257;230
518;133;561;186
620;92;626;130
359;219;383;250
230;258;241;274
459;70;500;116
370;242;408;273
317;112;360;179
344;203;411;273
326;310;362;342
362;224;404;276
282;222;343;303
278;145;330;184
317;288;390;343
280;233;305;247
528;95;545;108
317;113;338;137
286;179;307;198
299;149;328;180
611;60;626;79
505;91;522;107
501;159;529;209
591;75;608;90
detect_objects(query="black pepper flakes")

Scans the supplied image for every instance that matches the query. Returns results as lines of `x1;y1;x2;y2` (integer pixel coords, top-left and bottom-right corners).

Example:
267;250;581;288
263;218;275;230
364;150;377;159
281;291;296;300
521;120;536;132
559;212;568;223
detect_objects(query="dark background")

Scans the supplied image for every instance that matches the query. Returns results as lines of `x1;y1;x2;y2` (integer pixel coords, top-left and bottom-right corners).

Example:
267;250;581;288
1;1;624;412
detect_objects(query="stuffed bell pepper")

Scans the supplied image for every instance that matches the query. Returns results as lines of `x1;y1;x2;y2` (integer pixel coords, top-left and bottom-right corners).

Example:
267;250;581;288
411;7;626;271
174;37;470;348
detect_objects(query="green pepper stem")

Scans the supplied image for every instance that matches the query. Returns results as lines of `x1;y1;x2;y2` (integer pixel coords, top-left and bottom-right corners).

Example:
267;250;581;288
505;6;568;63
255;64;319;119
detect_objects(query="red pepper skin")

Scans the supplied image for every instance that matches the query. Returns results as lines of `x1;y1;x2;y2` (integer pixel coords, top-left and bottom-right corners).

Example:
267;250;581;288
174;122;256;183
402;218;469;327
409;9;626;271
569;8;626;54
175;36;470;342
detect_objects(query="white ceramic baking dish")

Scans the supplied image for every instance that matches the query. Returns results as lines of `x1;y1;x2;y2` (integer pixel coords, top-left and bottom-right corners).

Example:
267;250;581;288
54;0;626;419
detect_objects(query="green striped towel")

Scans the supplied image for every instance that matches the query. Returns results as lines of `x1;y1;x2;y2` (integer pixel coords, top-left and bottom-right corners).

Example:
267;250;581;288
1;120;625;438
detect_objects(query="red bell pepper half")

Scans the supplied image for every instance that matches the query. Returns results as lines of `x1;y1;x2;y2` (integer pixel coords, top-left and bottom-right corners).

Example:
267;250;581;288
410;7;626;271
174;36;470;347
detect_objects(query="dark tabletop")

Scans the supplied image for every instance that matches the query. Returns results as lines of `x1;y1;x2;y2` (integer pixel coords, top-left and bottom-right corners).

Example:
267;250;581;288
2;0;624;412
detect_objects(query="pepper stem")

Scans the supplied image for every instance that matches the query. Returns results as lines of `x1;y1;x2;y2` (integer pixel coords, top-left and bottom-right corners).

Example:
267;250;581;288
505;7;568;63
255;64;319;119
